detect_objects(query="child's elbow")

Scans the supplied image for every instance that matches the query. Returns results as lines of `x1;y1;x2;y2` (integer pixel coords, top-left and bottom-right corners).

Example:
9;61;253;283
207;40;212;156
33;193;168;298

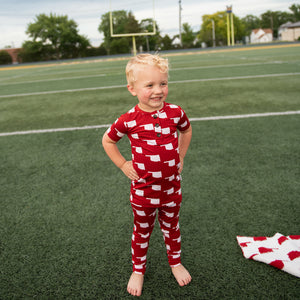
102;132;108;147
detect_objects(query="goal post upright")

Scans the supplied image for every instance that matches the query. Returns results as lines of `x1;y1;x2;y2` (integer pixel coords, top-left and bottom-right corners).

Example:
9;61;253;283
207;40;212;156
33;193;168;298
109;0;156;55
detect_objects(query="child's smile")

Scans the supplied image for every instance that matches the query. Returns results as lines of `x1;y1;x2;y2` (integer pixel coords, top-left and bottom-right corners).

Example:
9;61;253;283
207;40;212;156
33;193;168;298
127;65;168;112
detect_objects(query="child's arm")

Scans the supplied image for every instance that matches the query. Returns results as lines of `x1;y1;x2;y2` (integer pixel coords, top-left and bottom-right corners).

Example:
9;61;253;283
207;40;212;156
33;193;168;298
178;125;192;174
102;132;139;181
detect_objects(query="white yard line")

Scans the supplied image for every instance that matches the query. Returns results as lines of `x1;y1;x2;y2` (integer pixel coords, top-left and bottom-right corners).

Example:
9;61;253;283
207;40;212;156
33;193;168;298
1;111;299;137
0;84;126;98
0;124;111;136
0;74;106;86
189;111;300;121
0;60;291;86
1;72;300;99
169;72;300;84
170;61;287;71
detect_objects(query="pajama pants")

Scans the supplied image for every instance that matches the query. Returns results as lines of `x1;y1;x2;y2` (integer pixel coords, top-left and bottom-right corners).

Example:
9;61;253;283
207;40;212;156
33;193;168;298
131;200;182;275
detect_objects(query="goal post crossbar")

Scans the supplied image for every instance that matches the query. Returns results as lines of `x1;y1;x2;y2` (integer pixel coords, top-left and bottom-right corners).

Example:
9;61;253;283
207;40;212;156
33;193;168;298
109;0;156;54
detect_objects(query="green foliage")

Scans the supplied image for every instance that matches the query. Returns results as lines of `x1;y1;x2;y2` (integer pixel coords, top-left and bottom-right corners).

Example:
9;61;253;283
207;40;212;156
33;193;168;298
98;11;132;54
181;23;196;48
85;45;107;57
18;40;53;62
242;4;299;38
0;50;12;65
289;4;300;21
198;11;246;46
23;13;90;61
110;38;130;55
6;3;300;62
159;34;174;51
241;15;261;36
98;3;300;53
198;12;221;46
139;18;161;51
98;10;160;54
260;10;294;38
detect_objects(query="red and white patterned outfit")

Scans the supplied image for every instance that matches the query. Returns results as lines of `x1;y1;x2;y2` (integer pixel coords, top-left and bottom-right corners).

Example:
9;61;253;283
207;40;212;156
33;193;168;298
107;102;191;274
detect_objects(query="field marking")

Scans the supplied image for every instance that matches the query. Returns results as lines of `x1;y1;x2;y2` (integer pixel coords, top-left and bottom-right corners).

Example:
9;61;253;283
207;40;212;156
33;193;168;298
1;60;295;86
164;43;300;58
1;43;299;72
0;84;126;98
1;110;299;137
0;124;112;137
170;72;300;84
0;74;106;86
1;72;300;99
171;61;288;71
189;111;300;121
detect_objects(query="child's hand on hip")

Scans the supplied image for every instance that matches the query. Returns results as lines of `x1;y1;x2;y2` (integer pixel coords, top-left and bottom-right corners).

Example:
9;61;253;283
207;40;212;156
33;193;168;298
121;161;140;181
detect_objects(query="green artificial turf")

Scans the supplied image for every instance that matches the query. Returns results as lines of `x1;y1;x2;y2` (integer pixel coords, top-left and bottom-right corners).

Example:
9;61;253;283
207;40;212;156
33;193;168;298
1;116;299;299
0;45;299;299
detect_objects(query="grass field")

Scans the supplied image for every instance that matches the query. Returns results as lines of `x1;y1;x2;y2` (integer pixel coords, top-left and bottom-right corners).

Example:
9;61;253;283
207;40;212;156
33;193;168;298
1;44;300;299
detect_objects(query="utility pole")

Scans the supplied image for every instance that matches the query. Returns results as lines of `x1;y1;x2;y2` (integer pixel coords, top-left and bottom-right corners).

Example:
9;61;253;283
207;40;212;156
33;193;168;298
179;0;182;46
211;19;216;47
270;14;274;40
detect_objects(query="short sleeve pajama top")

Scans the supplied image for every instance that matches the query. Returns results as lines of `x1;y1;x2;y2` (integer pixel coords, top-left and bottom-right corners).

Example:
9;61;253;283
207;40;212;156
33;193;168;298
107;102;191;207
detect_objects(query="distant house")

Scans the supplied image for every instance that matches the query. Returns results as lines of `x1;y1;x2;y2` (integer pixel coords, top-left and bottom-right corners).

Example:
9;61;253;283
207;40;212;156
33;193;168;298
172;37;181;47
250;28;273;44
279;21;300;41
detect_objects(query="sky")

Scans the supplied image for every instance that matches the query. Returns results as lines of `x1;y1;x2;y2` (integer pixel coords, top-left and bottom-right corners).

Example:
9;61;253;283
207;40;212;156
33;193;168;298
0;0;296;49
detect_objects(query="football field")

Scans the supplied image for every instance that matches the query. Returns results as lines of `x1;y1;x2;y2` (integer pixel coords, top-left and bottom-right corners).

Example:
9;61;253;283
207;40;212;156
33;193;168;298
1;44;299;299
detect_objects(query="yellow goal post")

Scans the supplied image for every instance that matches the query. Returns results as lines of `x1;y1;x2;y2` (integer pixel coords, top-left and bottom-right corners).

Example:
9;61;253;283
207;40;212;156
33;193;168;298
109;0;156;55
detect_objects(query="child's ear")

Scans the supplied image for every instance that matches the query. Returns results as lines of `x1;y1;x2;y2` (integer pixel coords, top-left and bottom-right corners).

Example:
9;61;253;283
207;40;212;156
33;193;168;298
127;84;137;96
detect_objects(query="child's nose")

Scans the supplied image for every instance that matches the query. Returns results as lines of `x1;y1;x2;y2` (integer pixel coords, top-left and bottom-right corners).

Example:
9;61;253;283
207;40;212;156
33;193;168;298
154;85;163;94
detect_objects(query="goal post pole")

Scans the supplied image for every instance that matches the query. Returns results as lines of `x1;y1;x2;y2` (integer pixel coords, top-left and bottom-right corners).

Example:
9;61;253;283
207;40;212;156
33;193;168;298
109;0;156;55
132;36;137;56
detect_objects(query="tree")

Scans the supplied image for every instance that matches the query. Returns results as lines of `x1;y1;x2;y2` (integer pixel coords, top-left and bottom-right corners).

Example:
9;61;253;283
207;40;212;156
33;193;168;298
181;23;195;48
198;13;222;47
18;41;50;62
289;4;300;21
24;13;90;60
139;18;160;51
198;11;246;47
241;5;300;39
99;10;134;54
0;51;12;65
98;11;160;54
260;10;295;38
160;34;173;50
241;15;261;35
85;45;107;57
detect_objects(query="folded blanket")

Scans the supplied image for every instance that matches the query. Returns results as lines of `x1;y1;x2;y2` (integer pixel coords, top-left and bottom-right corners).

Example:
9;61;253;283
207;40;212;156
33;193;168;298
237;233;300;278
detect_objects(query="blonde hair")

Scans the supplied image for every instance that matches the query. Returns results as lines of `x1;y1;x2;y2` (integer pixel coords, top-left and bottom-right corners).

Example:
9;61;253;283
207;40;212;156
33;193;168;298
126;53;169;86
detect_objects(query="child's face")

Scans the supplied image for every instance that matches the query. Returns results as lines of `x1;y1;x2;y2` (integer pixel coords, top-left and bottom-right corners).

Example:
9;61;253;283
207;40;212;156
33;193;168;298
127;65;168;112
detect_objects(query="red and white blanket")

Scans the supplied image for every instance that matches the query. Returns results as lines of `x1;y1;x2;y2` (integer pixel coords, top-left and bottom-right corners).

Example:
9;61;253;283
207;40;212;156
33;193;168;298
237;233;300;278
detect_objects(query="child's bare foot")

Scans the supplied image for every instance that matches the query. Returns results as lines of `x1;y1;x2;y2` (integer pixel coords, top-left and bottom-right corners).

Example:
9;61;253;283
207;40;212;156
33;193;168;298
127;272;144;296
171;264;192;286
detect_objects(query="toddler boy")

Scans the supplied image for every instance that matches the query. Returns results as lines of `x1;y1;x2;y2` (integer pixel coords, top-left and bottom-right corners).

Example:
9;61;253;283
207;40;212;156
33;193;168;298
102;53;192;296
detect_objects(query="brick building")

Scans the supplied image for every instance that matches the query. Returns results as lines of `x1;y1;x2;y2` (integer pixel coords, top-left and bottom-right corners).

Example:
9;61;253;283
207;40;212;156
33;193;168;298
1;48;22;64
